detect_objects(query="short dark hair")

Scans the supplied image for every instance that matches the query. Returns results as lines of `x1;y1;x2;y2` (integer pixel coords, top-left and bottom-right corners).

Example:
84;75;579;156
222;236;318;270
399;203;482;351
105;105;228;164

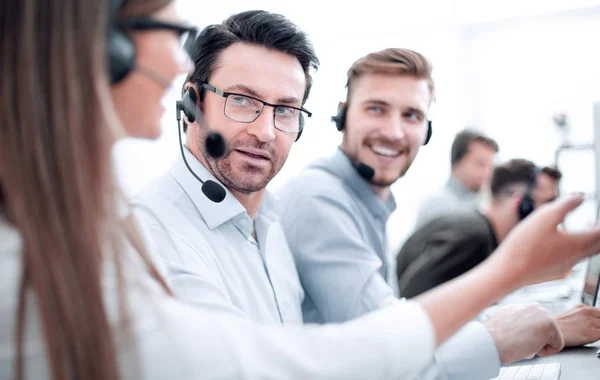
491;158;562;198
188;10;319;103
451;129;499;167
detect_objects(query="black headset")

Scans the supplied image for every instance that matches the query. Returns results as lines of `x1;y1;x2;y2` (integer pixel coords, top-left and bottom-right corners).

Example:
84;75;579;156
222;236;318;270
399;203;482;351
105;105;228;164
181;86;199;123
518;166;542;220
108;0;136;84
331;105;432;145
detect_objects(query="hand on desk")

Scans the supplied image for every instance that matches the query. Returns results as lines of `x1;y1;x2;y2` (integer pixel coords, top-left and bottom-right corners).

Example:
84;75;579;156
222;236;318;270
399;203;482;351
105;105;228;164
554;304;600;347
484;303;564;364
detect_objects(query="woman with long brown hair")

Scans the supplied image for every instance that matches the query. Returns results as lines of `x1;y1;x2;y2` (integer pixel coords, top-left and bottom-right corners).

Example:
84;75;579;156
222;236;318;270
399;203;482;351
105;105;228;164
1;0;183;378
2;0;600;379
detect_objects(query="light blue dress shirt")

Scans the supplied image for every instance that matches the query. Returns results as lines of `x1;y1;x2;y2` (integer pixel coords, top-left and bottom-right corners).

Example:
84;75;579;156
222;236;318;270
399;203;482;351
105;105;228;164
278;148;501;380
136;148;304;326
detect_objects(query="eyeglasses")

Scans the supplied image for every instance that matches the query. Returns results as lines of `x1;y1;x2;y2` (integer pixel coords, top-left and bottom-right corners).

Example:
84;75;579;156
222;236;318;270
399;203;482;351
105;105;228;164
201;83;311;134
118;18;198;57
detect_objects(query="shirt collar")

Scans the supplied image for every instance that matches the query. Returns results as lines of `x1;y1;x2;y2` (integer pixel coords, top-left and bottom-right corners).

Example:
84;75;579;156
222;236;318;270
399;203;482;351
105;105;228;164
446;175;475;199
169;148;246;230
257;190;279;223
311;147;396;222
169;148;280;230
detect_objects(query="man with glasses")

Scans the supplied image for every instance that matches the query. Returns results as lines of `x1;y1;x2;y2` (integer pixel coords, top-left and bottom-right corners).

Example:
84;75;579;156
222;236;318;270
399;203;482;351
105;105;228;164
138;10;317;325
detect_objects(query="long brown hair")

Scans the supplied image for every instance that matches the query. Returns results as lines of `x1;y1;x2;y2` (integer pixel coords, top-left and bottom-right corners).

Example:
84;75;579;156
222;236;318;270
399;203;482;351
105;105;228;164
0;0;171;379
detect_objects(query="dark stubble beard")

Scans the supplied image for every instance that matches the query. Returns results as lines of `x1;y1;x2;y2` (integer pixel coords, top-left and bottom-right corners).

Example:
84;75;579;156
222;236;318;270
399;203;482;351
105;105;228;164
195;127;280;194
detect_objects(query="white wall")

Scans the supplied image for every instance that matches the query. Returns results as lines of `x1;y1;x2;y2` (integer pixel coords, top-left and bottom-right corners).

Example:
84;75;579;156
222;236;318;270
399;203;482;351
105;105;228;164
114;1;600;254
461;7;600;231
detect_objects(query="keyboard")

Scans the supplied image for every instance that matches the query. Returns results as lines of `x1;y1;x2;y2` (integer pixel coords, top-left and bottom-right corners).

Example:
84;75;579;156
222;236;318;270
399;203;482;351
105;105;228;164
490;363;561;380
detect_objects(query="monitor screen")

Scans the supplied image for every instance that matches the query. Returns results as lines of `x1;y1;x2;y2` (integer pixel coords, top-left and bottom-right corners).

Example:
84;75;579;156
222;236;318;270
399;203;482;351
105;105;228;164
582;253;600;307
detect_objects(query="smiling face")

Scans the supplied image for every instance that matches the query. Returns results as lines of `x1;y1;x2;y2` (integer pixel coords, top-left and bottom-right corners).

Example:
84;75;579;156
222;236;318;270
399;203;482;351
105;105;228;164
189;42;306;194
340;73;431;187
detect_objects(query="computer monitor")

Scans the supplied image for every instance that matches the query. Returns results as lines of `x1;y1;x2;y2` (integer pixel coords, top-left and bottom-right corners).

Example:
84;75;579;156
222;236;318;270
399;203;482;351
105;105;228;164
582;253;600;307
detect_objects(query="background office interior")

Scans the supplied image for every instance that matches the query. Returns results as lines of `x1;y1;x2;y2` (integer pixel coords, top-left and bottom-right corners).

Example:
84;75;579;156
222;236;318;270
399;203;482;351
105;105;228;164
114;0;600;253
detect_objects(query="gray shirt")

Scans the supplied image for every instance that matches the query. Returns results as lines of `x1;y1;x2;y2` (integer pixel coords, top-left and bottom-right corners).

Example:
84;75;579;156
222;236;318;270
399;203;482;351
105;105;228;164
414;176;481;228
278;148;500;380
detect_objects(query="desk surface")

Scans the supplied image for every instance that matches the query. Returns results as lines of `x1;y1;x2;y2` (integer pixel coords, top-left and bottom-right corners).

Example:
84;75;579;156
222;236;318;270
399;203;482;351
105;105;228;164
507;341;600;379
491;262;600;379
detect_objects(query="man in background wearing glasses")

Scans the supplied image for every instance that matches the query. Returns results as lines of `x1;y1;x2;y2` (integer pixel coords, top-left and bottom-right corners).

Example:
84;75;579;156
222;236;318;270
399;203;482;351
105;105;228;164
137;10;318;326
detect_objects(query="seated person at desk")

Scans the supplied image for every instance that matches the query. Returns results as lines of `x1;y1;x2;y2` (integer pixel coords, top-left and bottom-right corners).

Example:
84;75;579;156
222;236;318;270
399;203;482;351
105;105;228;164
5;1;600;379
136;10;594;376
398;159;560;296
278;47;600;379
415;129;498;228
397;158;600;346
138;10;319;325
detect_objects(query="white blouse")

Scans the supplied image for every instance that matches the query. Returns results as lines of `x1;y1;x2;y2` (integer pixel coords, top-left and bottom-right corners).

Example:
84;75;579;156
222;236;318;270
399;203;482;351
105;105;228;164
0;213;435;380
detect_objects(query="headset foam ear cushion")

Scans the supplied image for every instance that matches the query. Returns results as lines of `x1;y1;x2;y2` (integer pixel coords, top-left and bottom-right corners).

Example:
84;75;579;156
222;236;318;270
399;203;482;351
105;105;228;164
423;120;433;145
518;166;541;220
182;87;198;123
108;30;136;84
334;106;347;131
295;113;305;142
519;196;534;220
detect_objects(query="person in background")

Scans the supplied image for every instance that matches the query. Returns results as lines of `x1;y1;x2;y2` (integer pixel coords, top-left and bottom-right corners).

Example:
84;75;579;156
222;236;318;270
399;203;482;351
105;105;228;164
397;158;600;346
399;159;559;297
415;129;498;228
3;1;600;379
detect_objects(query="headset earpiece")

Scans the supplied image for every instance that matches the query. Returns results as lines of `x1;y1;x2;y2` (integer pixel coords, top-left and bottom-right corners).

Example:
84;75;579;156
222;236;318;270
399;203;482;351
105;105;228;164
331;106;347;131
182;87;198;123
108;0;136;84
295;113;305;142
424;120;433;145
518;194;535;220
518;166;541;220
